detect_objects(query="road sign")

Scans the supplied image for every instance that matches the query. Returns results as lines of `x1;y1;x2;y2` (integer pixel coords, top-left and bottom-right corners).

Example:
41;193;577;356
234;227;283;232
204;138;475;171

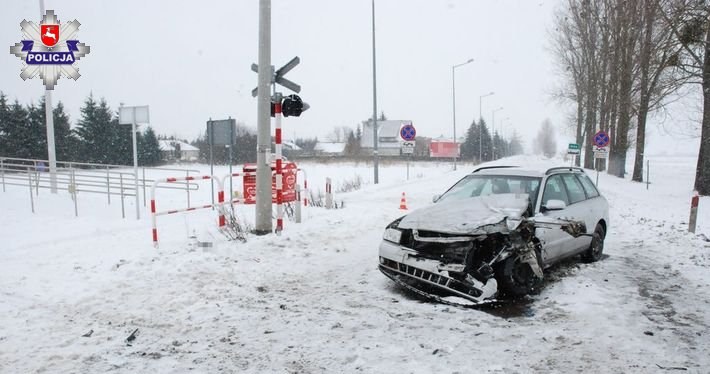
400;123;416;141
567;143;581;155
593;146;609;159
593;130;610;148
251;56;302;97
402;141;415;154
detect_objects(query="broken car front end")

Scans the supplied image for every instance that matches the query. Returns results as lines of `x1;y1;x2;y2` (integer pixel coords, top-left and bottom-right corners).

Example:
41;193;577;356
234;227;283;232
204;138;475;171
378;194;587;306
379;216;543;305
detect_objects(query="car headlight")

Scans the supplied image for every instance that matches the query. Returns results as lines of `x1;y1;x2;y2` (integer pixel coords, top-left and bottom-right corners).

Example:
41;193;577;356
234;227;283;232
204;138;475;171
383;228;402;244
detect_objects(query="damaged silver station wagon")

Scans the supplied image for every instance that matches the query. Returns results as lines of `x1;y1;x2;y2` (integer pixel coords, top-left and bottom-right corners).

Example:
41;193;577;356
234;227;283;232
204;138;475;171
378;166;609;305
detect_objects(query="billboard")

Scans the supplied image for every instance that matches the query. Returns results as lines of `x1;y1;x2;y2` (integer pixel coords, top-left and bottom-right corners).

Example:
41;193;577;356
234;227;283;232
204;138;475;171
429;141;460;158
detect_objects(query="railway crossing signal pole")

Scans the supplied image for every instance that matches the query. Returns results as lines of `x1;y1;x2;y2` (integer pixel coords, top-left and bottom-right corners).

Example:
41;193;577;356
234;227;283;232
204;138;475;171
252;45;308;234
254;0;273;235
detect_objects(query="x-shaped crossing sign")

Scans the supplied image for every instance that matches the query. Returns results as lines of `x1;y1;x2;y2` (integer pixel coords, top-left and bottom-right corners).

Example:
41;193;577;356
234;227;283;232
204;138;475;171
251;56;302;97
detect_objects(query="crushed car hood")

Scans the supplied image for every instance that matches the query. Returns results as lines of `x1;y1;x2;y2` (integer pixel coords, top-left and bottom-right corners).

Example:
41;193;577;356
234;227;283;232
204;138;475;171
398;193;529;235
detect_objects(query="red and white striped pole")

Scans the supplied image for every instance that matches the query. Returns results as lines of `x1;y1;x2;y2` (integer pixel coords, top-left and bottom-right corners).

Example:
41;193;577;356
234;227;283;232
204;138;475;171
298;168;308;207
689;191;699;233
274;98;284;233
150;175;224;248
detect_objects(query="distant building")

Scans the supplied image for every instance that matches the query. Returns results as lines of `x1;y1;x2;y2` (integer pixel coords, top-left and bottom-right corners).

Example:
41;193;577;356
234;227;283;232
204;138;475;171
314;142;346;156
282;140;302;152
360;120;413;156
159;140;200;162
429;135;462;158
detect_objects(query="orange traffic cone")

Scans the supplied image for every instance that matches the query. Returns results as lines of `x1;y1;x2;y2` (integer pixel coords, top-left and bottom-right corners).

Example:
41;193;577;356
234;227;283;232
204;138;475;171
399;192;408;210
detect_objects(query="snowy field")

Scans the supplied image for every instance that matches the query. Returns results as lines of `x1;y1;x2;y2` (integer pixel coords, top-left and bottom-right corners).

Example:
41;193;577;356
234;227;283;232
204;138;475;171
2;155;710;373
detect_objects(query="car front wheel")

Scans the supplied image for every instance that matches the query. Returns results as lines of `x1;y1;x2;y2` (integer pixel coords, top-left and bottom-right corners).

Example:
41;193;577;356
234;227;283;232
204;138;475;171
581;224;605;263
496;248;543;297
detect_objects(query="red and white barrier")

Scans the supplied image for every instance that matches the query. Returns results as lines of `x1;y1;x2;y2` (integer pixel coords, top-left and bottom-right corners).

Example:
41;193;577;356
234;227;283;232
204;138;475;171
150;175;224;248
274;101;284;233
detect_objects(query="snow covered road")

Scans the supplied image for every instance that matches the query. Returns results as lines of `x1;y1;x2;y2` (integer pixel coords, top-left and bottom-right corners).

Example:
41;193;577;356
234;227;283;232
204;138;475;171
1;156;709;373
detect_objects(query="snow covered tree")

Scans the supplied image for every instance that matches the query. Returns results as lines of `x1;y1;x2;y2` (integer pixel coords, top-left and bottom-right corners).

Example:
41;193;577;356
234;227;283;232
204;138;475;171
534;119;557;158
509;130;525;156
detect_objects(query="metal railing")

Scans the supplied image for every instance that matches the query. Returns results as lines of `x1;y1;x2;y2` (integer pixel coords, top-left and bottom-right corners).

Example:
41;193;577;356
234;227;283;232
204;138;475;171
0;156;202;219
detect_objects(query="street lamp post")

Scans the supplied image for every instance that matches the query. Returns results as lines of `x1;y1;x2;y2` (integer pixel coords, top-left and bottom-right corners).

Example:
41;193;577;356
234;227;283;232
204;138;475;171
491;107;503;160
478;91;494;162
452;58;474;171
493;116;509;159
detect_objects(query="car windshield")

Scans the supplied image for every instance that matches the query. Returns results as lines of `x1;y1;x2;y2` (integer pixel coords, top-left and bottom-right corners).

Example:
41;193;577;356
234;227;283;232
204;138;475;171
438;174;542;210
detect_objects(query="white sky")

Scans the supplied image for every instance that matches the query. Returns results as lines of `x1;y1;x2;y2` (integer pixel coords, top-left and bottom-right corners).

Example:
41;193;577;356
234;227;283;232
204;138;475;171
0;0;701;155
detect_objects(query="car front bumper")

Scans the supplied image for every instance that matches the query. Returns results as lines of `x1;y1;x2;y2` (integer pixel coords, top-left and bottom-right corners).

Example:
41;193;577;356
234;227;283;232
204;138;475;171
378;240;497;304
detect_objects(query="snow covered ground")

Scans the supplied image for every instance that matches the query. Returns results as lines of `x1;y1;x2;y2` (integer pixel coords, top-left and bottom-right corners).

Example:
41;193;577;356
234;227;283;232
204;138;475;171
1;155;710;373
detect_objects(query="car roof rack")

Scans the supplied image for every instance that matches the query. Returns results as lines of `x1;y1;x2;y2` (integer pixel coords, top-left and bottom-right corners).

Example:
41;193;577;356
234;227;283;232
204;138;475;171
545;166;585;175
472;165;519;173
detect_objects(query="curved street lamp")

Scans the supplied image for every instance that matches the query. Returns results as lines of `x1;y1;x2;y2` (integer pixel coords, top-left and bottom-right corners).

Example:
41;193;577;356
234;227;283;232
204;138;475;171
452;58;474;170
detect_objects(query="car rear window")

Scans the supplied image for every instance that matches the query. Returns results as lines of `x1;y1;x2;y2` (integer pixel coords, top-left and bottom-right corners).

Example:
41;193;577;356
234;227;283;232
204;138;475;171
561;174;586;204
577;174;600;198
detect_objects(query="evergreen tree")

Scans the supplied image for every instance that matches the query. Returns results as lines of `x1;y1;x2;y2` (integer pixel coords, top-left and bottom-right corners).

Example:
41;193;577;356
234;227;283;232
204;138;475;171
74;95;100;162
138;126;162;165
3;100;29;158
53;101;78;161
479;119;493;161
492;131;506;160
75;96;130;164
25;101;49;159
234;131;257;163
0;93;8;155
461;119;480;161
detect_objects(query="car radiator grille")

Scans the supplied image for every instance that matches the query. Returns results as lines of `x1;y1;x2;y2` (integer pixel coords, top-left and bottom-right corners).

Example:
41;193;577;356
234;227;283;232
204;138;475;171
379;257;482;298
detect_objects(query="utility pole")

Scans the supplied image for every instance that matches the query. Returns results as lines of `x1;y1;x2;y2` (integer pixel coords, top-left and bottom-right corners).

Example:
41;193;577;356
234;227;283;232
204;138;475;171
451;58;473;170
39;0;57;193
255;0;272;235
371;0;379;184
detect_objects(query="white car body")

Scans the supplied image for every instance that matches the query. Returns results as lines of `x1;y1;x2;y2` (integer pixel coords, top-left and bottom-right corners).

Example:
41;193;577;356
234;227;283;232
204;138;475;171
378;166;609;304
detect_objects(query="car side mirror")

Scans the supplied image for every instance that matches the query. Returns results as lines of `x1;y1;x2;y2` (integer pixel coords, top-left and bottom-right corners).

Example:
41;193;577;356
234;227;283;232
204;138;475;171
542;199;566;212
432;194;441;203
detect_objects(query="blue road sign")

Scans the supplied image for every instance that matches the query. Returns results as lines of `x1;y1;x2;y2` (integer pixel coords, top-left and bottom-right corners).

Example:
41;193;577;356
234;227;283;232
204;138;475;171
400;123;416;141
593;130;610;147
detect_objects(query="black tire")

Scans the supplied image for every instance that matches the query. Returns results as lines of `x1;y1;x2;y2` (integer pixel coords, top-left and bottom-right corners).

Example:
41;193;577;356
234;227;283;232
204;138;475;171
581;224;605;263
496;248;543;297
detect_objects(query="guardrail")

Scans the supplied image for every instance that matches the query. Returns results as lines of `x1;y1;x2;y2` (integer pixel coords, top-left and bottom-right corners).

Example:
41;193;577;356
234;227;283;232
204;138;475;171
0;156;202;219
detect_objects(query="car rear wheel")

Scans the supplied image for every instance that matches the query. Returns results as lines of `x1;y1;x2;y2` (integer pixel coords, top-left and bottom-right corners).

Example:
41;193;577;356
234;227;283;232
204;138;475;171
581;224;605;263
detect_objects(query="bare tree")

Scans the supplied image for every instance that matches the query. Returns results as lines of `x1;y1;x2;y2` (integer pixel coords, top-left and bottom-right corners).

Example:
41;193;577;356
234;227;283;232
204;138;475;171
326;126;352;143
658;0;710;194
550;0;688;179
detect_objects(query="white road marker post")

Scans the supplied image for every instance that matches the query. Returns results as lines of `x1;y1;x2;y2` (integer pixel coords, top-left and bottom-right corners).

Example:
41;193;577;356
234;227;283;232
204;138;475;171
689;191;699;234
325;178;333;209
295;184;302;223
